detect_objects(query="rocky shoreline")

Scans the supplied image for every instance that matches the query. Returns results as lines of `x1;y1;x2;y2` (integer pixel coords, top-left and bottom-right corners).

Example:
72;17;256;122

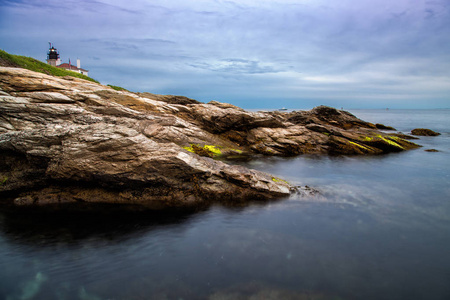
0;67;421;210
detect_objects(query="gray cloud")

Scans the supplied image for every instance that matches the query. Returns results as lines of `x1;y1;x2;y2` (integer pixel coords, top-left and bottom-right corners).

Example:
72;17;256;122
188;58;279;74
0;0;449;108
0;0;143;14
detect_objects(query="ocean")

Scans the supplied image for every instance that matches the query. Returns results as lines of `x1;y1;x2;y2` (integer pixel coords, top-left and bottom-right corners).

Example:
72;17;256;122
1;109;449;300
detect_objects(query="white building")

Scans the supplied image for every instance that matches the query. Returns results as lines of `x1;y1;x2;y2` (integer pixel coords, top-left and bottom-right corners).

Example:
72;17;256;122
57;60;89;76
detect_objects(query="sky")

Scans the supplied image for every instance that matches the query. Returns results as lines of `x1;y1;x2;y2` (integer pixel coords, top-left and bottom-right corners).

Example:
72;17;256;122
0;0;449;109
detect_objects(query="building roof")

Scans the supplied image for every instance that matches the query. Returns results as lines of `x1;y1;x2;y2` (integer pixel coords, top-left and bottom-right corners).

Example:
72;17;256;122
57;63;88;72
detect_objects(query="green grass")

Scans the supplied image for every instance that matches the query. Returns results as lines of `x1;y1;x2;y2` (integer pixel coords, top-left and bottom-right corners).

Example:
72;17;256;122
107;84;129;92
0;49;99;83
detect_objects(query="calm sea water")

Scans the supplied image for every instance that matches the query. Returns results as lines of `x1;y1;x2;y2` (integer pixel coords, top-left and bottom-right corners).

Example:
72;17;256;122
1;109;449;300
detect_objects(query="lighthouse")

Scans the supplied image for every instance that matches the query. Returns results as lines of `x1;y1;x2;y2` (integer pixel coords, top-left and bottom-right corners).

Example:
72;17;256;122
46;42;89;76
46;42;60;66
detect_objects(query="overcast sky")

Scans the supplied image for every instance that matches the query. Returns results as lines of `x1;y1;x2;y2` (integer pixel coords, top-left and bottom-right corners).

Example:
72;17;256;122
1;0;449;109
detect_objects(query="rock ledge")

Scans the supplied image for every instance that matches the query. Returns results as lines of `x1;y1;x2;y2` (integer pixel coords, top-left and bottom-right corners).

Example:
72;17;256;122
0;67;420;210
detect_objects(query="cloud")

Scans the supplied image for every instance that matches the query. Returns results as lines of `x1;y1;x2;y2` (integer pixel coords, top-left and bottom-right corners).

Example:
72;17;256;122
0;0;449;108
0;0;142;14
188;58;279;74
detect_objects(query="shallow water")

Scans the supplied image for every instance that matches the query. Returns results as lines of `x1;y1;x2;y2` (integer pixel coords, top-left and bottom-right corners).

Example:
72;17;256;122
1;109;449;300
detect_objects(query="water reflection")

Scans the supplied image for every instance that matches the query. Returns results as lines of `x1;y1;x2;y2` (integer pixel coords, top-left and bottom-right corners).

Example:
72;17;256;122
2;194;450;299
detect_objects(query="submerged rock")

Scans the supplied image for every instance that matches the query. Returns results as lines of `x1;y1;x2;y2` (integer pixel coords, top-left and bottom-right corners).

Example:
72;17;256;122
0;67;420;210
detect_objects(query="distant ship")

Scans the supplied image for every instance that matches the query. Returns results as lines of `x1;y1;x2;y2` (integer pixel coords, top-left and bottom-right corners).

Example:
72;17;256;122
278;107;288;111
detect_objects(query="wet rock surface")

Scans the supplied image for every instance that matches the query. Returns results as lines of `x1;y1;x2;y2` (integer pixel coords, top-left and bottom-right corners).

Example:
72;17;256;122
0;67;420;209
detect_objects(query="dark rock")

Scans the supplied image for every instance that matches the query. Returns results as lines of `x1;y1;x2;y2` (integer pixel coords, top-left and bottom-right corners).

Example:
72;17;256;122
425;149;439;152
376;123;396;130
391;133;420;140
327;135;382;155
411;128;440;136
286;112;313;125
305;124;331;134
288;106;376;130
138;92;201;105
290;185;321;197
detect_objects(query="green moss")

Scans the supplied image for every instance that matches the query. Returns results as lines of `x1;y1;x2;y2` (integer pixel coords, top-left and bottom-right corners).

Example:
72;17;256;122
363;136;374;142
322;132;330;136
0;49;99;83
107;84;129;92
0;177;7;186
272;177;289;185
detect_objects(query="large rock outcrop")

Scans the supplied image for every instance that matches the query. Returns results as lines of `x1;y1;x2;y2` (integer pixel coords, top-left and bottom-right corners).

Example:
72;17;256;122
0;67;419;209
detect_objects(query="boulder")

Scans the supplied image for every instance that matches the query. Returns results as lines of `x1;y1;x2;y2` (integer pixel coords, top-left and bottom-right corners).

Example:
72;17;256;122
411;128;440;136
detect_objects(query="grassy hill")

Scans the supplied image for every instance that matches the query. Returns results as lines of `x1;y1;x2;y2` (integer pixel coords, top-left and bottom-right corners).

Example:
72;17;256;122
0;49;99;83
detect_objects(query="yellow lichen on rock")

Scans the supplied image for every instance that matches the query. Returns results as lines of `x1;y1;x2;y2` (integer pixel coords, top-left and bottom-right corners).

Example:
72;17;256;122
348;141;371;151
272;177;289;185
183;144;222;158
203;145;222;156
182;146;195;153
230;149;243;154
377;135;404;150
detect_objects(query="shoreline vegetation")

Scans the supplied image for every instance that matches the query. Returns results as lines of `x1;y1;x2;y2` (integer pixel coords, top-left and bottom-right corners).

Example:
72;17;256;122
0;50;432;211
0;49;99;84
